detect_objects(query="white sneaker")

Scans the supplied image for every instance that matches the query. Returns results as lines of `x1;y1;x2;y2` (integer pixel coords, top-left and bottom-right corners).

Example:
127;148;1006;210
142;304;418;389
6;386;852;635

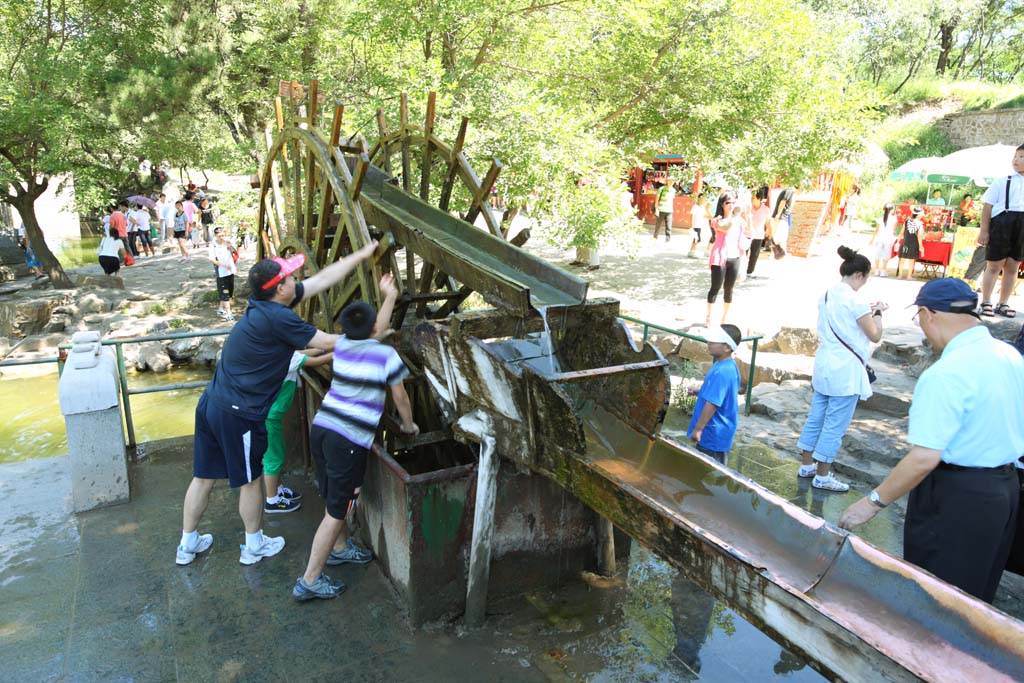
239;534;285;565
812;473;850;492
176;533;213;565
797;464;817;478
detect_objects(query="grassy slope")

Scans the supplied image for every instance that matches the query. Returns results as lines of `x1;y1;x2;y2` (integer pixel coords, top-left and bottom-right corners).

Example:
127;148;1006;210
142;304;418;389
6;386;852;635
856;78;1024;225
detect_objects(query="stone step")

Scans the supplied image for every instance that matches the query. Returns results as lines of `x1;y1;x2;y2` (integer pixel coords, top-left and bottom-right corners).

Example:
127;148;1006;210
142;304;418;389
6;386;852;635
860;358;916;417
873;325;927;366
842;410;909;469
831;452;894;491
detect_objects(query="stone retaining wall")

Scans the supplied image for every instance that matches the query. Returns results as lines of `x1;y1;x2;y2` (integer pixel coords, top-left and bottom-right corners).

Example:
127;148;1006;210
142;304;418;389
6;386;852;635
936;108;1024;148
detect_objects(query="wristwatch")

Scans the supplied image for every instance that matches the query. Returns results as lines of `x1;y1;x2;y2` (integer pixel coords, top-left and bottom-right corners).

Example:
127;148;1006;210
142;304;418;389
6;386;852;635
869;489;888;508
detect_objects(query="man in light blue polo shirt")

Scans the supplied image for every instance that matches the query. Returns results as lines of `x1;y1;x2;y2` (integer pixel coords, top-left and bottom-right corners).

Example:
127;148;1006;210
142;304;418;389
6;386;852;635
840;278;1024;602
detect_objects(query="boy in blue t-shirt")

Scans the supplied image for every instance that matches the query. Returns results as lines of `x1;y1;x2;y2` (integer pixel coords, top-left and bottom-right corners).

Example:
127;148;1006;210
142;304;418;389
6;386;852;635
687;324;742;464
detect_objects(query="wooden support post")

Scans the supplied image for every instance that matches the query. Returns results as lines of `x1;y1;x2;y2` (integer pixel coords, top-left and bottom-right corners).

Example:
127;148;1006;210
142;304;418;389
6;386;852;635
420;91;436;201
465;432;499;627
596;515;616;577
307;78;319;127
351;153;370;201
329;102;344;146
399;93;411;193
439;117;468;212
375;109;391;175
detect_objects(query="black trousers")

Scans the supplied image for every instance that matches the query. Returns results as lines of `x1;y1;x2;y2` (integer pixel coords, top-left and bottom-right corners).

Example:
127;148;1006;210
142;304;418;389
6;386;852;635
747;238;763;274
126;232;139;256
707;258;739;303
904;463;1019;603
653;211;673;240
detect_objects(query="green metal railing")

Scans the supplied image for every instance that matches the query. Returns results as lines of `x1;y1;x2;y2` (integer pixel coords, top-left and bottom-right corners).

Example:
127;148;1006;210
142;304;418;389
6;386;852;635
50;329;228;448
618;314;762;416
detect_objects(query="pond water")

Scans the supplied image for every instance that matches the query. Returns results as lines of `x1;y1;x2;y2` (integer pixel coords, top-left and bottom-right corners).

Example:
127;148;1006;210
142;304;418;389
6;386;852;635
0;364;212;464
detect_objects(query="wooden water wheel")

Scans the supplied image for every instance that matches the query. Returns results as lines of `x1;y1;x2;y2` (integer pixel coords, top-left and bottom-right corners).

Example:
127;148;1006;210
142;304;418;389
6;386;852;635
255;81;511;459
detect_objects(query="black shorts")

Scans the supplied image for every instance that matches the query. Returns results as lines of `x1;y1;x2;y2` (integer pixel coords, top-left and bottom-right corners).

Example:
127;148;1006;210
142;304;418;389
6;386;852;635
174;230;186;239
216;274;234;301
98;255;120;275
310;425;369;520
987;211;1024;262
193;392;267;488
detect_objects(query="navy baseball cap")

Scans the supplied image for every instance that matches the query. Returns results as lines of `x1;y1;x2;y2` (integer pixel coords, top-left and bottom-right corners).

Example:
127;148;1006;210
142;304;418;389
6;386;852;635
912;278;980;317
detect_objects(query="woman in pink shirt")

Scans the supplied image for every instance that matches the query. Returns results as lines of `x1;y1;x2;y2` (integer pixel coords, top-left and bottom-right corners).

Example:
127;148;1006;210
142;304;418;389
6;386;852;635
706;194;745;327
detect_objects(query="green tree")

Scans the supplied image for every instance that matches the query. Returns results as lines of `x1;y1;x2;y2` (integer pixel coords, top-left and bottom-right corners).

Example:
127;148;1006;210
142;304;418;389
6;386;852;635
0;1;166;287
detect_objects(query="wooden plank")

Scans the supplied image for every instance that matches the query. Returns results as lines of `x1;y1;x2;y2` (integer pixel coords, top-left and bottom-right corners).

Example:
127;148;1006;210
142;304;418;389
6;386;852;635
542;360;669;383
375;108;391;175
351;153;370;201
399;93;411;193
329;102;344;146
307;78;319;127
420;91;435;201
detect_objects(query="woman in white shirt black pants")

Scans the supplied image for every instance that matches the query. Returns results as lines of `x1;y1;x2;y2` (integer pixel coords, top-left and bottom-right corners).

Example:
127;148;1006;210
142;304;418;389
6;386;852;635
796;246;886;492
209;227;237;321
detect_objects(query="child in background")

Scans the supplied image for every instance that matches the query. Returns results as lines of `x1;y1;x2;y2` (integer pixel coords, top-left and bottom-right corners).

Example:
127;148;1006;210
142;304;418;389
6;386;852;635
688;195;711;258
264;349;334;513
687;325;743;465
172;201;191;262
869;203;896;277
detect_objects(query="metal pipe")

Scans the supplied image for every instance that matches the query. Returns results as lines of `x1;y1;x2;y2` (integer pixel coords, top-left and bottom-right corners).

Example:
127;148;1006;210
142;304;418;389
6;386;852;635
745;337;759;416
115;343;137;448
0;357;59;367
127;381;208;396
465;432;499;627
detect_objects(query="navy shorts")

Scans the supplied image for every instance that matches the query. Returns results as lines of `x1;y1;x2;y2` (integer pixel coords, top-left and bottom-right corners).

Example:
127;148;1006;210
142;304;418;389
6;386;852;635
310;425;368;520
987;211;1024;262
193;393;267;488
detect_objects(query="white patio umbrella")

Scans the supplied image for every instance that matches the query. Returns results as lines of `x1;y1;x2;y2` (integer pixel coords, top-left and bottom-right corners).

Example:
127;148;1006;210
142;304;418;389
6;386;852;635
935;144;1016;187
889;156;943;181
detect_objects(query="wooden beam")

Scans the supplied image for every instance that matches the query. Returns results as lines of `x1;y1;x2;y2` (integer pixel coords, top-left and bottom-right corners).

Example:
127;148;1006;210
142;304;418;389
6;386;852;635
464;159;503;237
420;91;436;202
375;108;391;174
439;117;468;212
308;78;319;127
351;153;370;201
329;102;344;146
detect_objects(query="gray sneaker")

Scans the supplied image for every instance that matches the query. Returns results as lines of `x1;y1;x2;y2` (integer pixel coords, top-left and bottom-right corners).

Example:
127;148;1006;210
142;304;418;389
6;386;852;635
812;473;850;492
325;538;373;565
293;574;345;601
176;533;213;566
238;534;285;565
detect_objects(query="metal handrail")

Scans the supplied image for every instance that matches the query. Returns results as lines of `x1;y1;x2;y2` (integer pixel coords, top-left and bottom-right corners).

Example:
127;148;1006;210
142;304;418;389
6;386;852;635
617;314;762;416
56;328;229;447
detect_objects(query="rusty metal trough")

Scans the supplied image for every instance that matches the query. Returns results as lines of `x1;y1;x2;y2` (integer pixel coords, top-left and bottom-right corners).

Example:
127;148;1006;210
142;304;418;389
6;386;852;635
410;299;1024;683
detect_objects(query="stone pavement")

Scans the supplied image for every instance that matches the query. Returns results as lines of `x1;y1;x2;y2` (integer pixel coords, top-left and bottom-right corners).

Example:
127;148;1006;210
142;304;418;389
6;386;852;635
2;435;902;683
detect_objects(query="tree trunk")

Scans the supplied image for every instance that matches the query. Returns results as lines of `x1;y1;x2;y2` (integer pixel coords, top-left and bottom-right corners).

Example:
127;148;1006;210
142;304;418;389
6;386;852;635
935;19;958;75
8;191;74;289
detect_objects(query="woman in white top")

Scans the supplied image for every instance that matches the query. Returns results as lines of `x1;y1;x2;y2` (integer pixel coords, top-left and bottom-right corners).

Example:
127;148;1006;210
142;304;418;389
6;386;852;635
208;226;237;321
796;246;887;491
868;202;896;277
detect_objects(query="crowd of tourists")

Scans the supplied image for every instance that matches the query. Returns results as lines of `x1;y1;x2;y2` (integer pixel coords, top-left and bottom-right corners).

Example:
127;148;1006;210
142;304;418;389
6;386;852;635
684;143;1024;605
96;187;241;320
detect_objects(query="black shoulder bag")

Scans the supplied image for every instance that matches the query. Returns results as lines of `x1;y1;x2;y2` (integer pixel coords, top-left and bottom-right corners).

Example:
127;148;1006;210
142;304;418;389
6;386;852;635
824;292;877;383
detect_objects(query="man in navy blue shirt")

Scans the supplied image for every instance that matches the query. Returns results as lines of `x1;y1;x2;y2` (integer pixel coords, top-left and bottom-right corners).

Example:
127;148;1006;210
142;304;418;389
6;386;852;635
176;241;379;567
687;325;742;464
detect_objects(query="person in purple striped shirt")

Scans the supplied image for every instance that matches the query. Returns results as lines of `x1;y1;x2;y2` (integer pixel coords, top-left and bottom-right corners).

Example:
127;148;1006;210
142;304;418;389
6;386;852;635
293;273;419;601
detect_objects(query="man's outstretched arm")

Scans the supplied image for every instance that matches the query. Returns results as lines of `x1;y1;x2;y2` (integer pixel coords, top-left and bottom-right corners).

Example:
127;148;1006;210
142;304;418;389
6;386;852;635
301;240;378;300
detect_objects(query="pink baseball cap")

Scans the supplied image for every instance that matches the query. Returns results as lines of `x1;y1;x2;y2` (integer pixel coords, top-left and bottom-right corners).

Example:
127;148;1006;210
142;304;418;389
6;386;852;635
260;254;306;290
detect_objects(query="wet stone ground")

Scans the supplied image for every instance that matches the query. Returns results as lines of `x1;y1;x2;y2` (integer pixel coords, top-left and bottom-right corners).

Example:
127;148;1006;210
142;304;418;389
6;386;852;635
0;436;883;683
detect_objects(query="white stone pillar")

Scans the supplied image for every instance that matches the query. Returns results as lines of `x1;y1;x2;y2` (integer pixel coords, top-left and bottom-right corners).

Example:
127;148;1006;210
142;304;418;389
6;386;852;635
58;331;128;512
